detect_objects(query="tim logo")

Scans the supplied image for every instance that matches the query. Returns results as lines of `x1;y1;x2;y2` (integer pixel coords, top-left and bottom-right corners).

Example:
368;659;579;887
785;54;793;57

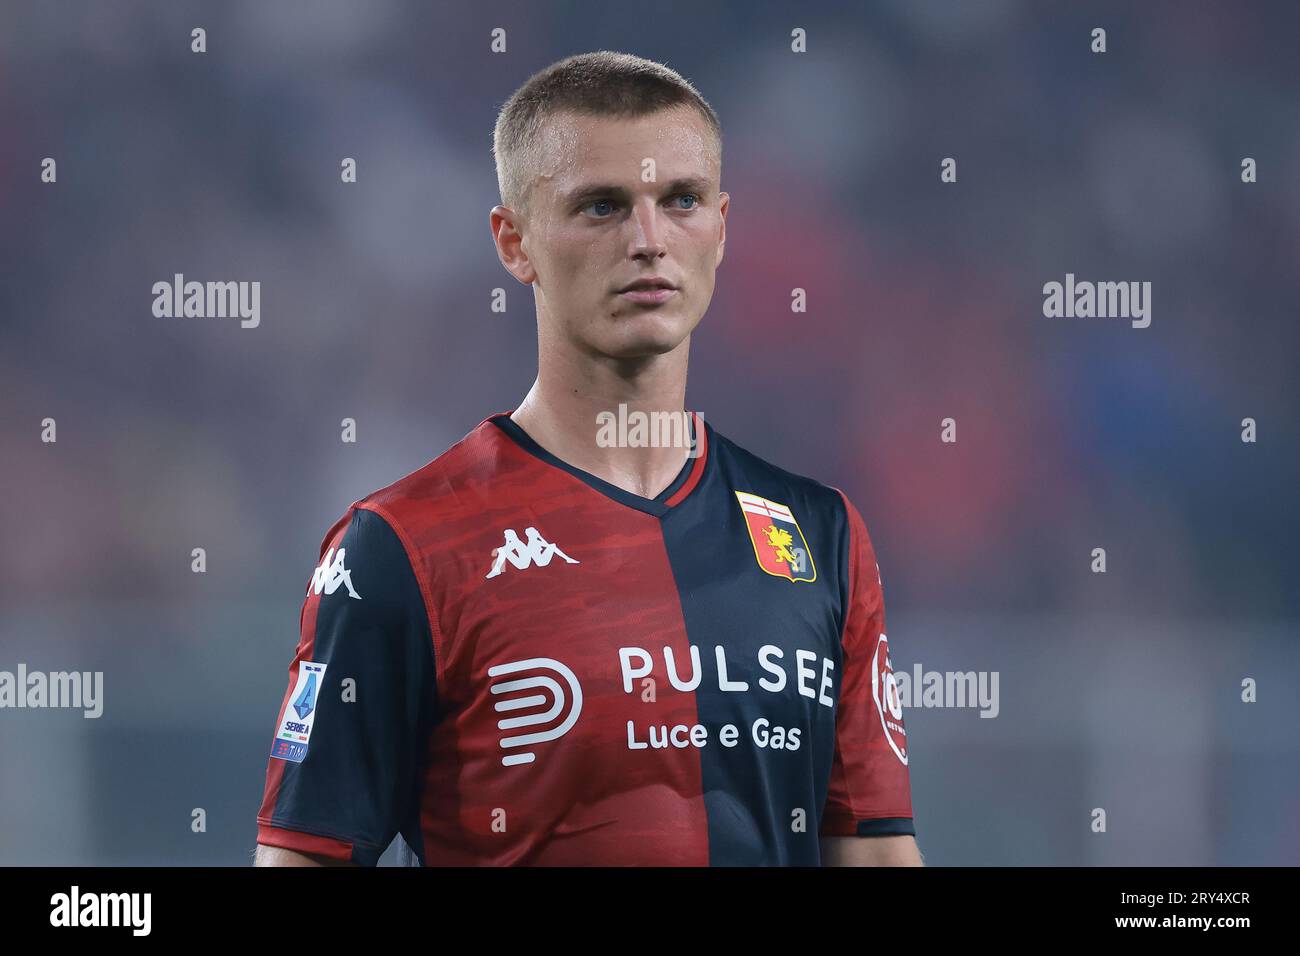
485;527;579;579
310;547;361;599
487;657;583;767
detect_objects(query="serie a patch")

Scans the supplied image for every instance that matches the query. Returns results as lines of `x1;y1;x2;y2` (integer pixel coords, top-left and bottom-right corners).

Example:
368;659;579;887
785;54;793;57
270;661;327;763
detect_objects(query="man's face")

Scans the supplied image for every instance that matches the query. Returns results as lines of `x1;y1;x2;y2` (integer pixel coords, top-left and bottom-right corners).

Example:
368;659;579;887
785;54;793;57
497;106;728;361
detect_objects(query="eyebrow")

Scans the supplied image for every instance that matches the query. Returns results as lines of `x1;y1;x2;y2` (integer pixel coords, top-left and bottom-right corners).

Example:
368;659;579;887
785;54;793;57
563;177;712;207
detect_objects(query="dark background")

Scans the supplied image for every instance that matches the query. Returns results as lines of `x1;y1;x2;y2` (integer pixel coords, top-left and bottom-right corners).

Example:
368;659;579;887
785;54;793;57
1;0;1296;864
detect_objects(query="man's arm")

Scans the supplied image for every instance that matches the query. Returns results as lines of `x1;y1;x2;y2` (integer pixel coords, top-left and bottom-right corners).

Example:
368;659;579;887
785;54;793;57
817;492;919;852
253;844;356;867
254;505;438;867
820;834;924;866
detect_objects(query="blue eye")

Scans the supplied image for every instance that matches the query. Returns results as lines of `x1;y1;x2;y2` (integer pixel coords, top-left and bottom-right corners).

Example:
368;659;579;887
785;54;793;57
581;194;699;217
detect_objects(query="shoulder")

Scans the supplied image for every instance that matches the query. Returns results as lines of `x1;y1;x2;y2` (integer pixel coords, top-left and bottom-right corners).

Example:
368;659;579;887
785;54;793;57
705;419;885;583
304;415;512;587
705;419;854;526
347;414;513;534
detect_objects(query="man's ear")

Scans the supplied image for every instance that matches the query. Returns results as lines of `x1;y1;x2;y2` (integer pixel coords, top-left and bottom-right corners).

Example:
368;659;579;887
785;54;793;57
715;191;729;268
490;205;537;285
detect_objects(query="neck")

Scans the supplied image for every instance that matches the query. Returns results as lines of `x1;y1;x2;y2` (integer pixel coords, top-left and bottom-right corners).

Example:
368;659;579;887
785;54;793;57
511;337;692;500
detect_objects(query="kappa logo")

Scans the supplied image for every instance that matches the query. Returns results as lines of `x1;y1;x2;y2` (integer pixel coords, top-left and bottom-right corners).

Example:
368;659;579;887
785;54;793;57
485;527;579;579
310;546;361;600
487;657;583;766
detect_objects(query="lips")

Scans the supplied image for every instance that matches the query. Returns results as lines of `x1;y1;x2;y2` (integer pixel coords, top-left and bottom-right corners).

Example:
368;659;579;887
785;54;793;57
618;285;678;305
618;277;676;293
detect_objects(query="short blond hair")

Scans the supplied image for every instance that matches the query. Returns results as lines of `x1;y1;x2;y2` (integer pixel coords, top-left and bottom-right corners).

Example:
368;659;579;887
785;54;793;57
492;50;722;217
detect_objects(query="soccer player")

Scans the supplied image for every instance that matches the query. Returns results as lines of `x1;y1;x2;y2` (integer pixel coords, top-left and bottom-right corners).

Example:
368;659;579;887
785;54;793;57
255;51;921;867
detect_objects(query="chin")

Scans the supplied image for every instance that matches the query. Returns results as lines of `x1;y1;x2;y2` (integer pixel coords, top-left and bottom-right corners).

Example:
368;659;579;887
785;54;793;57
599;308;697;357
601;323;694;360
602;339;683;360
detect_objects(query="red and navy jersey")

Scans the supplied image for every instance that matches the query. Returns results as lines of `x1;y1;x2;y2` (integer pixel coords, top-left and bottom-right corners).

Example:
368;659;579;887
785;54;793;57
256;412;914;865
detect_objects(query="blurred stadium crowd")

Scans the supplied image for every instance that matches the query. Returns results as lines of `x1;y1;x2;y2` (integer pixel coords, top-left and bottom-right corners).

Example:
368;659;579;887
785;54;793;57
0;1;1295;864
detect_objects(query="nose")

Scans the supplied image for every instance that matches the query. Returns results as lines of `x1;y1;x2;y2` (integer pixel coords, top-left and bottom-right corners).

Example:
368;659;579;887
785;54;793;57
628;196;667;260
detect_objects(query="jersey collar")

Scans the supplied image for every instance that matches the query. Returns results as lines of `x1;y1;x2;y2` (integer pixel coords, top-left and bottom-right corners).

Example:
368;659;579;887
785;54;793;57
489;411;710;518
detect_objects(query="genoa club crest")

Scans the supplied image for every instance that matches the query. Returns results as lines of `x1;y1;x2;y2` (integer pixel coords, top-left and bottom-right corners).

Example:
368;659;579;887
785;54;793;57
735;491;817;583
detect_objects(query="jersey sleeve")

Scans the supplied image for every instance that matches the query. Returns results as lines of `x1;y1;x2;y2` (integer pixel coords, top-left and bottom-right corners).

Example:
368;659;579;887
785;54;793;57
256;504;438;865
819;491;915;838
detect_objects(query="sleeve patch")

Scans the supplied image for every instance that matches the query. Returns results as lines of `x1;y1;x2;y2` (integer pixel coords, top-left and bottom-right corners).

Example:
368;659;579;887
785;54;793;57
271;661;328;763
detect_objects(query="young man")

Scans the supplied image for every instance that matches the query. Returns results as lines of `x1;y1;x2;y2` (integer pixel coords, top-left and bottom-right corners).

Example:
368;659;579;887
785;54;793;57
255;51;920;867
